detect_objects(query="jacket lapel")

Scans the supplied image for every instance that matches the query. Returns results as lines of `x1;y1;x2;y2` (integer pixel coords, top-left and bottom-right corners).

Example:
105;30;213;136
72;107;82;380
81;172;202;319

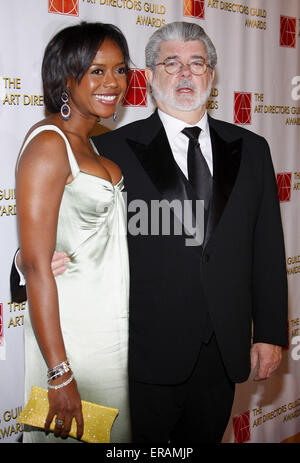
126;111;242;248
203;123;242;248
127;126;183;201
126;113;202;243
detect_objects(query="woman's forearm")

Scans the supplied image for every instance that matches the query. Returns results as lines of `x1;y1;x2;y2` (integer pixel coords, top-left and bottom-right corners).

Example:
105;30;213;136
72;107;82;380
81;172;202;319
24;266;67;370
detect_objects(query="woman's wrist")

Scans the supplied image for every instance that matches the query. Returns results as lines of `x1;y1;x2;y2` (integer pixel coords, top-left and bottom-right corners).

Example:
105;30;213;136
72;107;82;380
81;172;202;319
48;372;74;390
47;359;74;389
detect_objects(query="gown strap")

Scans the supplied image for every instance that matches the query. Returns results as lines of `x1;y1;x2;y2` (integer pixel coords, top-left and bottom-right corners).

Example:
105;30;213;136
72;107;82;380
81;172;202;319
16;124;80;178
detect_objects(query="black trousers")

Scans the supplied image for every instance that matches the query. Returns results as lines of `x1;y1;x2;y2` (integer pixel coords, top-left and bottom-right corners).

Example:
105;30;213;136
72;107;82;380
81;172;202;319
129;334;235;443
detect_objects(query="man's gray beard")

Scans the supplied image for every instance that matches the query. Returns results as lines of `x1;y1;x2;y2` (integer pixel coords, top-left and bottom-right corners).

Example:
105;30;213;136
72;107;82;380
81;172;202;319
151;77;213;111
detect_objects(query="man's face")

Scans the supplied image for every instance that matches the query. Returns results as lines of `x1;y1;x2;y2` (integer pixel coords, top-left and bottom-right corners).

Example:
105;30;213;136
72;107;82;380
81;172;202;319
146;39;214;121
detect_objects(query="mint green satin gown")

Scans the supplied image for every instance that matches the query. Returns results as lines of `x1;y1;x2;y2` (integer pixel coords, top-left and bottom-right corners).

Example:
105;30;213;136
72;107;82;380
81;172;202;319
20;125;131;443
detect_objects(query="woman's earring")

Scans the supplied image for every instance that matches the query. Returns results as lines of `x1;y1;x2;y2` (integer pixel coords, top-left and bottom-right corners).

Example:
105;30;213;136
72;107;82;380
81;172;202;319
60;91;71;121
113;111;118;122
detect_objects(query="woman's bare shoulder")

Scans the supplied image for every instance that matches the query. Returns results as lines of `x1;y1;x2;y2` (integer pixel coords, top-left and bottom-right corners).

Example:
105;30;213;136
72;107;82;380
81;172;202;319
18;121;69;169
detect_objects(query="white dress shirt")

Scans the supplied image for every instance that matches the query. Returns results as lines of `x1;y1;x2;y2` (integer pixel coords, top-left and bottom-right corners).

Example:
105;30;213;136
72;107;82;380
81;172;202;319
158;109;213;178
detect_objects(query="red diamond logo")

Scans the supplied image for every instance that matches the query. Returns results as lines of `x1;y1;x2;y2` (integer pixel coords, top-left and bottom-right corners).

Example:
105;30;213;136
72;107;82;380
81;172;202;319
280;16;296;48
276;172;292;202
48;0;79;16
233;411;250;443
183;0;205;19
123;69;147;107
234;92;252;124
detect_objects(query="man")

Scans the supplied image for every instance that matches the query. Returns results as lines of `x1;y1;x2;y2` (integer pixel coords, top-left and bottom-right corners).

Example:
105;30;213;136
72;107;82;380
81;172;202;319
11;22;287;443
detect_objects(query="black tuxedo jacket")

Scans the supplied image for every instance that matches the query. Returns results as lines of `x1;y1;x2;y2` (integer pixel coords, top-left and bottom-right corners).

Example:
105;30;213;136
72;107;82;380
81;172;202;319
93;111;288;385
10;111;287;385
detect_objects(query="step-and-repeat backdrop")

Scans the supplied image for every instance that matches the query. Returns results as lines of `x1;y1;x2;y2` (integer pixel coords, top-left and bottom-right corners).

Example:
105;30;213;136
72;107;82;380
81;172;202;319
0;0;299;443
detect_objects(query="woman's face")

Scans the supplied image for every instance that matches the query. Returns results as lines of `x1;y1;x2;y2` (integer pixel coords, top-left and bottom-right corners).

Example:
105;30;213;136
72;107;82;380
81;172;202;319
68;39;128;120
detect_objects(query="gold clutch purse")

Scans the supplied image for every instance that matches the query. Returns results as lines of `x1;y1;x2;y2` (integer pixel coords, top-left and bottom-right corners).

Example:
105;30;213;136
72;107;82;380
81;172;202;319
18;386;119;443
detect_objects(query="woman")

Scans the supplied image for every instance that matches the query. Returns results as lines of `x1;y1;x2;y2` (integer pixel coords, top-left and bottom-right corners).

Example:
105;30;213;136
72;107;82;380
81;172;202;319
16;22;131;443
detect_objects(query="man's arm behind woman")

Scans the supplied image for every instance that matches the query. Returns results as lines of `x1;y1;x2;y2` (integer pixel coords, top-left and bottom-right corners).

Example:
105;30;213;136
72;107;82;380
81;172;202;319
10;250;69;303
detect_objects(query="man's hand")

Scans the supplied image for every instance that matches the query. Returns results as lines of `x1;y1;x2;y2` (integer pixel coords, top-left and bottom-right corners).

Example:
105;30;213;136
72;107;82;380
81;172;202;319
16;250;70;278
250;342;282;381
50;252;70;276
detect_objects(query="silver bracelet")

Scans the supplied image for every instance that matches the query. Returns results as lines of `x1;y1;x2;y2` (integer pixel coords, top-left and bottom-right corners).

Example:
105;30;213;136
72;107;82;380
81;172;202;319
47;360;70;381
47;373;74;390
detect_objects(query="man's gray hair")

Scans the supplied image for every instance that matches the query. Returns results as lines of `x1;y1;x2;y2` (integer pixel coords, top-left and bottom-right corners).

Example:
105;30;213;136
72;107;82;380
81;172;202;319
145;21;217;71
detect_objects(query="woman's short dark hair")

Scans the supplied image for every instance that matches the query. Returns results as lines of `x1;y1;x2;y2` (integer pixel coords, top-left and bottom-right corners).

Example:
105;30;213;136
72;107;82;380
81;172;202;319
42;21;130;113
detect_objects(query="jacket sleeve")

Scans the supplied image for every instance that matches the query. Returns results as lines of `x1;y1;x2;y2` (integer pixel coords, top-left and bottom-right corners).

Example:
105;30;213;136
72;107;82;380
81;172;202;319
10;250;27;303
252;138;288;347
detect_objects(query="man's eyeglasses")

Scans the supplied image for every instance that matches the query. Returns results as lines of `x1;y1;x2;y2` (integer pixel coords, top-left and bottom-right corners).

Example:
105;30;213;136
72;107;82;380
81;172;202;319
155;58;210;76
